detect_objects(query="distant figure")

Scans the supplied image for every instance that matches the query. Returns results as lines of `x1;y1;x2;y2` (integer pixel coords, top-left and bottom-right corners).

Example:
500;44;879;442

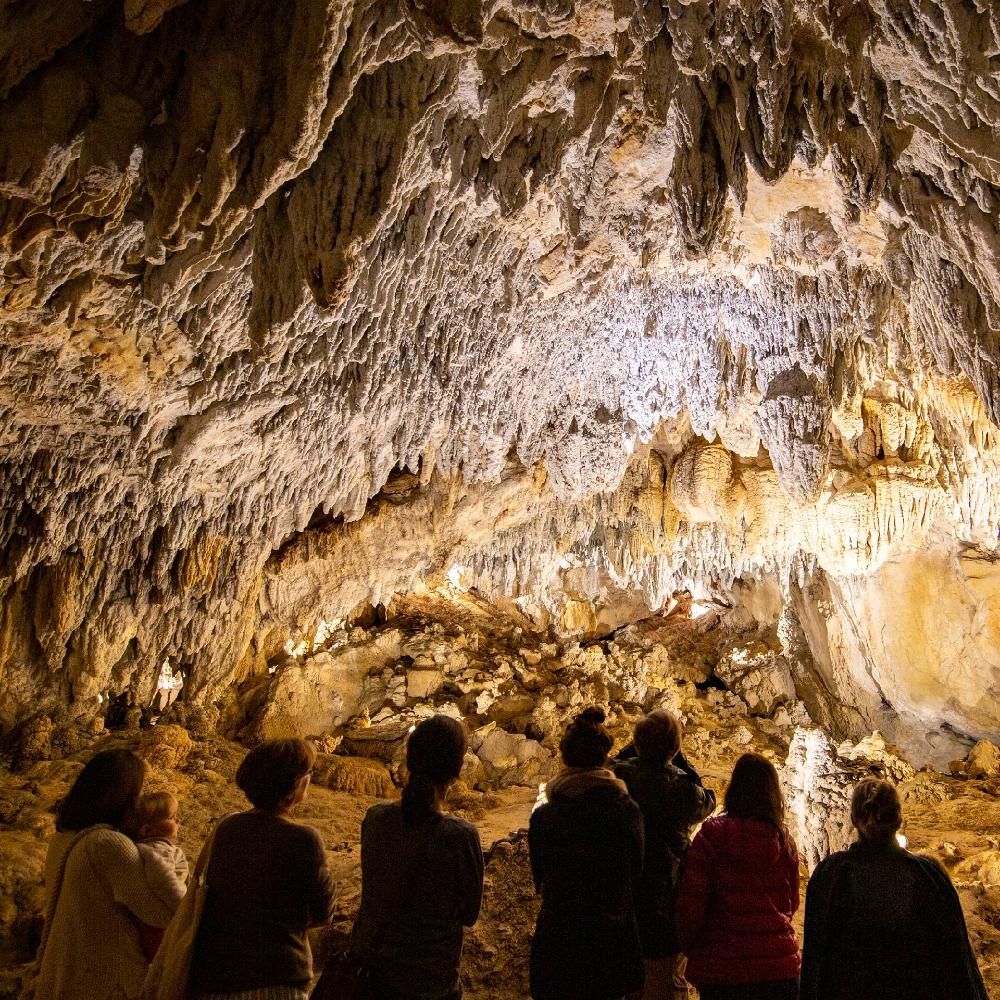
352;714;484;1000
188;738;336;999
801;778;988;1000
676;753;800;1000
131;791;188;959
152;661;183;714
30;749;183;1000
529;707;645;1000
614;710;716;1000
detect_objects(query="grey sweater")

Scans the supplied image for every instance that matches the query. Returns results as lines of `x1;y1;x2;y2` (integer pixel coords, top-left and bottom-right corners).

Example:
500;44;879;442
353;803;484;999
189;811;336;992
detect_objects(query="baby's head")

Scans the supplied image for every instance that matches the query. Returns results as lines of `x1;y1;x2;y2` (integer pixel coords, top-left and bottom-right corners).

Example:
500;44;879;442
136;790;179;842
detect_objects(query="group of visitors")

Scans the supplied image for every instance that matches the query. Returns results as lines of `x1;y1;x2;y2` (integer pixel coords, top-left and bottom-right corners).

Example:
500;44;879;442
27;708;988;1000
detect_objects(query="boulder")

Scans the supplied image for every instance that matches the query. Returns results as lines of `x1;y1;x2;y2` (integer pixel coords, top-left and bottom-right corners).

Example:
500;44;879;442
471;725;556;789
312;754;394;797
137;724;193;770
406;668;444;700
251;629;402;740
966;739;1000;779
716;642;795;716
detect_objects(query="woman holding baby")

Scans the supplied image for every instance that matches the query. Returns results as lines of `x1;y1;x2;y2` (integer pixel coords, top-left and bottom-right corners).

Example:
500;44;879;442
27;748;185;1000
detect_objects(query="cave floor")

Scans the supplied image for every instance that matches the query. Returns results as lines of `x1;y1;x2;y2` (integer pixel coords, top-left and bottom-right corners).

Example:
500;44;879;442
1;703;998;998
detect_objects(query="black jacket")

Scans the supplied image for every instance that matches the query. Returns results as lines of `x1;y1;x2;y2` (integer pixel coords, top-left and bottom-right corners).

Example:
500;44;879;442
613;751;716;956
529;777;645;1000
801;841;988;1000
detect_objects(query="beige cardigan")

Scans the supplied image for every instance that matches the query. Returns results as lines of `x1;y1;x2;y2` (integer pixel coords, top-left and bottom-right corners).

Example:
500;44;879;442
34;825;184;1000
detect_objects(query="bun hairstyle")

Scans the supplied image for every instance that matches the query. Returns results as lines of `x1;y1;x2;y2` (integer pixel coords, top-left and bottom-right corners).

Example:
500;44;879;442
851;778;902;845
724;753;786;829
402;715;468;826
560;707;613;769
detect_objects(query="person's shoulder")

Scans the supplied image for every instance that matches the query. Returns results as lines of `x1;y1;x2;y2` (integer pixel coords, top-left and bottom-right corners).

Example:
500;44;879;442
811;849;852;878
363;800;401;829
440;812;481;844
612;758;640;781
83;826;140;864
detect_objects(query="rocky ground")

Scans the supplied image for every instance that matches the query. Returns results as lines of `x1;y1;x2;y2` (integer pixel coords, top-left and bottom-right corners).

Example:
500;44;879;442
1;593;998;998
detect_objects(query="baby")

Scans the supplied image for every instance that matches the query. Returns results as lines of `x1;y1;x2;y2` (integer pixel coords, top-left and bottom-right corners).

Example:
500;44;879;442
135;790;189;888
132;791;188;959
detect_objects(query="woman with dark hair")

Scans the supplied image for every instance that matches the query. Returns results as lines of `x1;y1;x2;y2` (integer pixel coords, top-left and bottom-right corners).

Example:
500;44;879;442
352;714;484;1000
801;778;987;1000
613;710;715;1000
529;707;645;1000
676;753;800;1000
31;748;184;999
188;737;336;999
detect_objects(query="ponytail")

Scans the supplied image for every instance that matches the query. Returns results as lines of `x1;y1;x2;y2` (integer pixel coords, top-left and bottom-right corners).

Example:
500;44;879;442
401;716;468;827
401;772;438;826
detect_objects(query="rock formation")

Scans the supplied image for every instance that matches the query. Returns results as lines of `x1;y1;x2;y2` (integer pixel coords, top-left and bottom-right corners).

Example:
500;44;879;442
1;3;1000;765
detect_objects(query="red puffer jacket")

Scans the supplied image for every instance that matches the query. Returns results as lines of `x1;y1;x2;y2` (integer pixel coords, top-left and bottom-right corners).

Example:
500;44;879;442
676;815;800;985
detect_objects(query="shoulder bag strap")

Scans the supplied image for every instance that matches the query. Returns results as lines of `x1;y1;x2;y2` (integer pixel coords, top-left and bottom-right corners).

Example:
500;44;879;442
189;811;234;888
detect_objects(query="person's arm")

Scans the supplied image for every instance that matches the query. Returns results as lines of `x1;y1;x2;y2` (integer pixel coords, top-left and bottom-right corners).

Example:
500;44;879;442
784;831;801;916
137;844;188;911
674;827;713;952
457;825;485;926
799;859;833;1000
89;830;183;928
672;750;701;783
528;807;549;894
629;804;645;898
301;827;337;928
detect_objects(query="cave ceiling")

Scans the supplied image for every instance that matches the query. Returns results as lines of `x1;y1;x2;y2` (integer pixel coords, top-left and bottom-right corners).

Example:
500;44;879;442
1;0;999;744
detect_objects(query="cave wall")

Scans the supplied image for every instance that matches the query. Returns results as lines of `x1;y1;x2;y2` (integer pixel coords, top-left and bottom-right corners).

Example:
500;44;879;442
2;0;1000;746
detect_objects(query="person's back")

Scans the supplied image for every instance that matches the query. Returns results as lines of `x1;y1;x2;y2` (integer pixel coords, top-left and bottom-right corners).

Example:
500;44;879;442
801;779;987;1000
350;714;483;1000
676;753;800;1000
613;717;715;966
529;707;645;1000
353;801;483;999
677;815;799;983
190;810;335;993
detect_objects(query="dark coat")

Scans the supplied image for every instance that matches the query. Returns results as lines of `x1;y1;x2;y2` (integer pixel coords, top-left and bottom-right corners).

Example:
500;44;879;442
800;842;988;1000
613;752;716;956
529;776;645;1000
676;816;800;985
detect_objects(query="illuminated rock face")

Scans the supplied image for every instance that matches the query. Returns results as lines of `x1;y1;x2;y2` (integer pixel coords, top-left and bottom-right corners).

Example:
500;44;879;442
1;1;1000;757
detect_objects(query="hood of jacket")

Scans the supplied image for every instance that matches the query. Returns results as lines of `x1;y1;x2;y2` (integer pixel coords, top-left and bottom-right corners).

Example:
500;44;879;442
546;766;629;801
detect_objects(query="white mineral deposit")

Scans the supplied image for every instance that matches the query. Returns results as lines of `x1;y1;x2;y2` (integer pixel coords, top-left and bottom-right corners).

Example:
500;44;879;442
0;1;998;997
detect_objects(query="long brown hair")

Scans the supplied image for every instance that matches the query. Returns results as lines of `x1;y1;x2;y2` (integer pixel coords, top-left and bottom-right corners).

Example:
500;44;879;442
724;753;786;828
57;749;146;832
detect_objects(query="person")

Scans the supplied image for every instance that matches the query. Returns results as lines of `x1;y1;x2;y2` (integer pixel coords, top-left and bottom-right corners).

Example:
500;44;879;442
187;738;336;1000
529;707;645;1000
30;748;184;1000
800;778;988;1000
134;790;188;888
351;714;484;1000
676;753;800;1000
132;791;188;959
614;710;716;1000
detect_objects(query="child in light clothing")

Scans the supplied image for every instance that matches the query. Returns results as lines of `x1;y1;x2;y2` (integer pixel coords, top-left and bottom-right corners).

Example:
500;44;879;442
133;790;188;958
